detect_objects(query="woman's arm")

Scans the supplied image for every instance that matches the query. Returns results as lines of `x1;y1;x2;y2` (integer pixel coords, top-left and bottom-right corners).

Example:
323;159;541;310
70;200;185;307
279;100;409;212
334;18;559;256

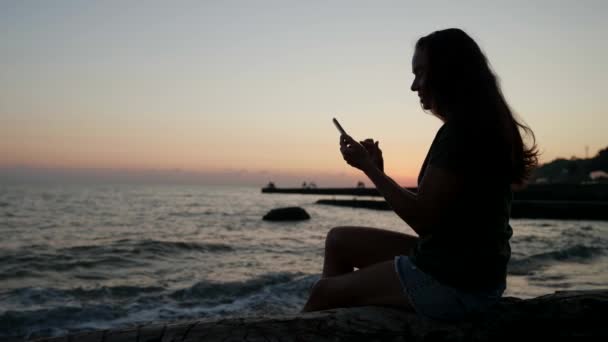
340;134;464;237
362;165;424;234
364;164;464;237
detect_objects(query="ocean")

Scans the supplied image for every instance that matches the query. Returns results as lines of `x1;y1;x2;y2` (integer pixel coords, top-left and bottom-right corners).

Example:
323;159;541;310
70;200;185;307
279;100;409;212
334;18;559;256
1;184;607;340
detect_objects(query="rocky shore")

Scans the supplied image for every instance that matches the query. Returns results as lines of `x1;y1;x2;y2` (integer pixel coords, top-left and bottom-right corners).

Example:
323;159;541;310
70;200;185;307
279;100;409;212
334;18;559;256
32;289;607;341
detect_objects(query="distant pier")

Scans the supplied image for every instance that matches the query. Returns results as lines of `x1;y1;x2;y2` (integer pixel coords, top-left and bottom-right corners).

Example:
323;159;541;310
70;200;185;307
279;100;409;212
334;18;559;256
262;183;608;220
262;186;413;197
262;183;608;202
315;199;608;220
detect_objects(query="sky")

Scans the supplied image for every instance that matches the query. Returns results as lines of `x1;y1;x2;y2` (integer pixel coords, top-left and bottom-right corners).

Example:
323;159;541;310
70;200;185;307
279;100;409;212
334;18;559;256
1;0;606;186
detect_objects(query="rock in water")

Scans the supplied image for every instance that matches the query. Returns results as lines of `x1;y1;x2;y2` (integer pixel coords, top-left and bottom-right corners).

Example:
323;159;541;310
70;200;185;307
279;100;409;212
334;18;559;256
30;290;608;341
263;207;310;221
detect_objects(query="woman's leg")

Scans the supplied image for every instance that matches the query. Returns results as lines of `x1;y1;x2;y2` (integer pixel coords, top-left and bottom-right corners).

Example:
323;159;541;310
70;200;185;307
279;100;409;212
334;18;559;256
302;260;413;312
322;226;419;277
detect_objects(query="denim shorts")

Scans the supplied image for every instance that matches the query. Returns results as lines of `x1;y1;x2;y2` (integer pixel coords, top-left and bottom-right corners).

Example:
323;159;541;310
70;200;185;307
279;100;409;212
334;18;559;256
393;255;505;321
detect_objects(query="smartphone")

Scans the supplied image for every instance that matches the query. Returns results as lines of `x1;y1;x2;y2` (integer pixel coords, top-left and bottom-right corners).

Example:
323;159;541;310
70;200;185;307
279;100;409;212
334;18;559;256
332;117;347;135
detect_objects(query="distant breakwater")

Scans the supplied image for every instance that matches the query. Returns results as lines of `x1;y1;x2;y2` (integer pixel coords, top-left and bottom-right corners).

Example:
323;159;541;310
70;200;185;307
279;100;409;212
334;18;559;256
315;199;608;220
262;184;608;220
262;183;608;202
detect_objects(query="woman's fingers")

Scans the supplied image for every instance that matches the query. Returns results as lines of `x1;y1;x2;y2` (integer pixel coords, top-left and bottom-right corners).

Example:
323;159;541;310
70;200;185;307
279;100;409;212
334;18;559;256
339;135;347;148
360;140;373;149
360;139;382;156
340;135;358;157
341;134;356;144
360;139;376;153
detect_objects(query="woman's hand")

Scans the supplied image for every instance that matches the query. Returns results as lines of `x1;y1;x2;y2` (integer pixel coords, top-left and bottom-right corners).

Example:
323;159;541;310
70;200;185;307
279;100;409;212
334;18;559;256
360;138;384;172
339;134;374;172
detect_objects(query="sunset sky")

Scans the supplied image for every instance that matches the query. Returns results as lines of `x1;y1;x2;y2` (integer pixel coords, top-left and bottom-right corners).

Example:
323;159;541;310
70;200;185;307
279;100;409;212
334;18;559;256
1;0;606;186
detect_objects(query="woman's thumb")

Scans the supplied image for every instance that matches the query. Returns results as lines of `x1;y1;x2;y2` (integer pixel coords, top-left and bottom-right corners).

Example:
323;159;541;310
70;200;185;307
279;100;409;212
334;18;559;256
343;134;356;143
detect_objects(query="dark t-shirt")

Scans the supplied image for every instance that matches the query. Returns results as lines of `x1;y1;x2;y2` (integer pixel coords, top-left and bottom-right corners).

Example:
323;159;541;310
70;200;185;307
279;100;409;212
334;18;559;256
410;122;513;292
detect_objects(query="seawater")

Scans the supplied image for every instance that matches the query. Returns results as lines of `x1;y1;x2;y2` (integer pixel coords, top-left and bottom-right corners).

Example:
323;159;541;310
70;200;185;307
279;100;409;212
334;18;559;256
1;184;607;340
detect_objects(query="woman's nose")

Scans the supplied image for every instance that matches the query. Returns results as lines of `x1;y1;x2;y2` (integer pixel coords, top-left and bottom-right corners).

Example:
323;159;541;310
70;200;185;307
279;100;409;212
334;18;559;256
410;80;417;92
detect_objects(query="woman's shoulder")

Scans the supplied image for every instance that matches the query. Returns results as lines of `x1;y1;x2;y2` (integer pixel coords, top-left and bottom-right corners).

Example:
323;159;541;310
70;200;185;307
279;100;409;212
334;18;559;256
438;119;499;149
432;121;472;150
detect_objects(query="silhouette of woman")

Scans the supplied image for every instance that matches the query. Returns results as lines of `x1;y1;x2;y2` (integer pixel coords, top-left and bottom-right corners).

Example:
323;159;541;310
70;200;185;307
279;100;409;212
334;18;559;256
302;28;539;321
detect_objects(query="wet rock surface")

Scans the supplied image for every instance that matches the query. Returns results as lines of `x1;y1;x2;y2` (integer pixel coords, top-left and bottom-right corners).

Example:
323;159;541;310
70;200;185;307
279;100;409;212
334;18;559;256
32;289;607;341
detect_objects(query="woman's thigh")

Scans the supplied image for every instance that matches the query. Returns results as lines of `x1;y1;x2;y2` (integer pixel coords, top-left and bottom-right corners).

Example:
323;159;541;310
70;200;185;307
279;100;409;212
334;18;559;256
326;226;419;269
315;260;413;311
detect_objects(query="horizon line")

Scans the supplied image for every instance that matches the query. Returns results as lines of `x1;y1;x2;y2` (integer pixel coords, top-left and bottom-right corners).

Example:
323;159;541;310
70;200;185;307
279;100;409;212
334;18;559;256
0;165;419;187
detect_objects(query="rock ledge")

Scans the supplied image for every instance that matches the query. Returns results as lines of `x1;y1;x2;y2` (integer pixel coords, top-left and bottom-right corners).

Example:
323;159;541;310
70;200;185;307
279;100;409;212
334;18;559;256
33;290;607;341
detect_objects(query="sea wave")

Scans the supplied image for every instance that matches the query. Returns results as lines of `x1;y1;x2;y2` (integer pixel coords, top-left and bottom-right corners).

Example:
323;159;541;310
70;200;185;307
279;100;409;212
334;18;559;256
62;239;234;255
4;285;166;305
170;272;300;304
0;272;311;340
0;253;141;275
0;240;233;279
508;244;605;275
560;225;598;240
127;239;233;254
167;211;213;217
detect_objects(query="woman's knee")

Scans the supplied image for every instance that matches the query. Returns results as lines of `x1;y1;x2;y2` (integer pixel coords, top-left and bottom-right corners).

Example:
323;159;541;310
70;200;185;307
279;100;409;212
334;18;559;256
325;226;350;253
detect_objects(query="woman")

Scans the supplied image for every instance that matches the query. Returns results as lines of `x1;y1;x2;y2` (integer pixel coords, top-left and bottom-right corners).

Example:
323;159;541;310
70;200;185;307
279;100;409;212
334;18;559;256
301;28;538;321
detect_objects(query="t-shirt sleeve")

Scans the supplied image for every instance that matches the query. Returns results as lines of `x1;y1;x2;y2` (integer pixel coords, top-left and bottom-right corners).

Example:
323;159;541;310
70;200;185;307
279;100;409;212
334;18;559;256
427;123;472;174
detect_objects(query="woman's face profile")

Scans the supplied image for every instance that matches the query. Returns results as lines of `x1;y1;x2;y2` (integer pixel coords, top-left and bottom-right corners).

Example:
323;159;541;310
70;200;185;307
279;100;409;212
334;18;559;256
410;47;433;111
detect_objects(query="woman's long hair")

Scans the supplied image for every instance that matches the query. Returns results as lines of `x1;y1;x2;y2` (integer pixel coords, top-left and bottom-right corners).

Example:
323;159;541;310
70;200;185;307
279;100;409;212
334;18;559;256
416;28;539;185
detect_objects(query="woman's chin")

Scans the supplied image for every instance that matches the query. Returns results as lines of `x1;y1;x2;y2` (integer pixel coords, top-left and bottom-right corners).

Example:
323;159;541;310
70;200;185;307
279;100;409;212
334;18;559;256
420;98;430;109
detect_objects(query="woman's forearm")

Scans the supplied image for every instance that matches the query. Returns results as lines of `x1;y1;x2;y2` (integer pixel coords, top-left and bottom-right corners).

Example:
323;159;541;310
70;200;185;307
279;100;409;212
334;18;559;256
363;165;428;236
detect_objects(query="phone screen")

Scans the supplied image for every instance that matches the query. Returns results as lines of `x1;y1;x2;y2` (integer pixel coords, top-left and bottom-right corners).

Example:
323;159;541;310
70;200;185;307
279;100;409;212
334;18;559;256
332;118;347;135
